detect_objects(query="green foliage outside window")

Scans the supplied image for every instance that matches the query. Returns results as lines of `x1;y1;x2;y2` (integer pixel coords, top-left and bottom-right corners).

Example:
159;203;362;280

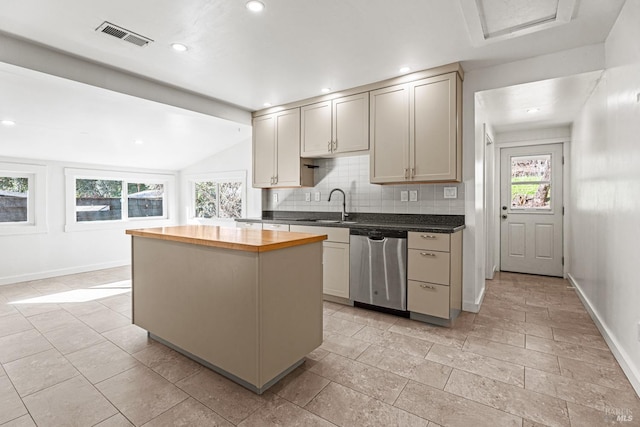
0;177;28;194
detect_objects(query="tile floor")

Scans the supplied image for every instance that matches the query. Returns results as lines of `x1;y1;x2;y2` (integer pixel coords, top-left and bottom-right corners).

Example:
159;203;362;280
0;268;638;426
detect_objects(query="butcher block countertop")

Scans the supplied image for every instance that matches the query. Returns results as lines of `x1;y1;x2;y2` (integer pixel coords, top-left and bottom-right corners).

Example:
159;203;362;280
126;225;327;253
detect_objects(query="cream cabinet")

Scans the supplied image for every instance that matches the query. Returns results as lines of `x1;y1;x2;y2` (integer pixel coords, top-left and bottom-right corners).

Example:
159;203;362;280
301;93;369;157
253;108;313;188
407;231;462;320
262;223;290;231
370;72;462;183
290;225;350;299
236;221;263;230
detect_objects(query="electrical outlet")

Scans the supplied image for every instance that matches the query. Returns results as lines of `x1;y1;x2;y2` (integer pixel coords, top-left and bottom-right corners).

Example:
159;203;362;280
314;192;321;202
400;191;408;202
409;190;418;202
443;187;457;199
272;193;278;204
305;192;311;202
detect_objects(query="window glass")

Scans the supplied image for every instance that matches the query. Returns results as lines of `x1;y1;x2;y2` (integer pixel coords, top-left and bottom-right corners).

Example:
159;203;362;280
510;155;551;209
219;182;242;218
195;182;218;218
75;179;122;222
127;183;164;218
0;177;28;223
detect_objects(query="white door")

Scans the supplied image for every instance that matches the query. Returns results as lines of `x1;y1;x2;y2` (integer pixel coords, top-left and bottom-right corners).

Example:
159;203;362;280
500;144;563;277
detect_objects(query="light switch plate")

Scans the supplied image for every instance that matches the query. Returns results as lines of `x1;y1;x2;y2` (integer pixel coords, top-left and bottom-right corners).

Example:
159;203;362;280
272;193;278;204
400;191;408;202
314;192;321;202
409;190;418;202
443;187;457;199
305;192;311;202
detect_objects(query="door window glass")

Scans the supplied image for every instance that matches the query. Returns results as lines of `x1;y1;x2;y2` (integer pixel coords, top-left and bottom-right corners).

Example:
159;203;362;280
510;155;551;209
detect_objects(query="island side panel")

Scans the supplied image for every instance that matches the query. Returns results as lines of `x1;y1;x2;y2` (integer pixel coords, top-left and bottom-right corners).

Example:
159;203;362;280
258;241;323;387
131;236;260;385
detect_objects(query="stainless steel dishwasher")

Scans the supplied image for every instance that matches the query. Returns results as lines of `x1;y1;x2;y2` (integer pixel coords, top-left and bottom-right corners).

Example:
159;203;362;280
349;229;407;312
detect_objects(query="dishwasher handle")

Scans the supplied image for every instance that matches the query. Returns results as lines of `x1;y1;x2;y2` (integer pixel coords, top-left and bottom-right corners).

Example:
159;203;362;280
367;232;385;241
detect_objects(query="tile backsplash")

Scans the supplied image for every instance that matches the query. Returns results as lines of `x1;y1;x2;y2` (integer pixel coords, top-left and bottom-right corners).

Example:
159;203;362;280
263;155;465;215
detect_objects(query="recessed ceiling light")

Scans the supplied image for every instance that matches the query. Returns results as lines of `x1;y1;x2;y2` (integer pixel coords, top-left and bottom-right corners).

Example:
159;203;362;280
399;66;411;73
321;88;331;94
134;139;144;145
171;43;188;52
263;102;272;107
246;1;265;12
527;108;540;114
1;119;15;126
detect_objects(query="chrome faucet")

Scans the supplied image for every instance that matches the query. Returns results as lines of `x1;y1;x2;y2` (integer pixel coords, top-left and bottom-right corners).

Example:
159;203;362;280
328;188;348;221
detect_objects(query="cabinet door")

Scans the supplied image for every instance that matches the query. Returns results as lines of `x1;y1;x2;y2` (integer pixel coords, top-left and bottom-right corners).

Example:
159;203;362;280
252;114;275;188
274;108;302;187
410;73;459;182
333;93;369;154
369;84;409;183
323;241;350;298
301;101;332;157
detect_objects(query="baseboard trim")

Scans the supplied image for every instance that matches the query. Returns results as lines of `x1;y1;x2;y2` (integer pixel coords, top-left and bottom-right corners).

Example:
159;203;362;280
567;273;640;398
0;260;130;286
463;285;486;313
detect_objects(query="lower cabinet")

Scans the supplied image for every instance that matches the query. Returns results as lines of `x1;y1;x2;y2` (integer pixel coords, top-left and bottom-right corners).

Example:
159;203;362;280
290;225;349;299
407;230;462;320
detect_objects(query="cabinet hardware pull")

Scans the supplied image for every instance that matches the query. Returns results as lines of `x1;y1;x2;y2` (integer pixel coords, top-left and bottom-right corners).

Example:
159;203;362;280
420;284;436;290
421;235;437;239
270;177;273;185
333;139;337;151
404;168;409;179
410;168;415;178
273;176;278;184
420;252;436;257
328;141;332;152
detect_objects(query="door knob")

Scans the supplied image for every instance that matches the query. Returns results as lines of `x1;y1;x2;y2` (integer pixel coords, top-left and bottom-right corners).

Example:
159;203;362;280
502;206;507;211
502;214;508;219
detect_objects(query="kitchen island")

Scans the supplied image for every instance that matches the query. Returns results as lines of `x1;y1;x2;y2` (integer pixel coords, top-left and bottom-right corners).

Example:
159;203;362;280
126;225;326;394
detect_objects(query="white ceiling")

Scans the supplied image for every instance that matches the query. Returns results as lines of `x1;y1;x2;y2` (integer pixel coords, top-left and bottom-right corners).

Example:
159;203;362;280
0;0;626;169
476;71;603;134
0;63;251;170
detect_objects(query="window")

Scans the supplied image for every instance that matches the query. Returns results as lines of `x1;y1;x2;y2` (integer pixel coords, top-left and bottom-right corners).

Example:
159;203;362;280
510;155;552;209
0;176;29;223
65;168;174;231
0;162;47;235
187;171;246;223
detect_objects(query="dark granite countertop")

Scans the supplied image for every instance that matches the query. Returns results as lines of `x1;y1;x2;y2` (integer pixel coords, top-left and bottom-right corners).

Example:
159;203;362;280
236;211;465;233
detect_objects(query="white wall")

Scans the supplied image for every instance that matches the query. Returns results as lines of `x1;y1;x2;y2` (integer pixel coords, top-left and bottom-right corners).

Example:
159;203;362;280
462;44;606;311
179;138;261;225
568;0;640;394
0;157;178;285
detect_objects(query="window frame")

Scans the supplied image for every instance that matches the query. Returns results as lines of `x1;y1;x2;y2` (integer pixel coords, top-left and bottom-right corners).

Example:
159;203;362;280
185;171;246;225
0;162;47;235
65;168;175;232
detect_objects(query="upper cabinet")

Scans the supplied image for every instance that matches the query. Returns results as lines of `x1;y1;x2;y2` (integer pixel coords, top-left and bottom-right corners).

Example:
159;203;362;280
370;72;462;183
301;93;369;157
252;108;313;188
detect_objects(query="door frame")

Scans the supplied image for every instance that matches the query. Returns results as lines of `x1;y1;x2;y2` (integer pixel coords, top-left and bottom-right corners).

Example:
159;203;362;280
491;137;570;277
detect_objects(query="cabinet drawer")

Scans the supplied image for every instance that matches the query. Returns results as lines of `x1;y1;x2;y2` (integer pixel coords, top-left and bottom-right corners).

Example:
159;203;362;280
290;225;349;243
408;280;450;319
408;249;450;285
408;232;450;252
236;222;263;230
262;223;290;231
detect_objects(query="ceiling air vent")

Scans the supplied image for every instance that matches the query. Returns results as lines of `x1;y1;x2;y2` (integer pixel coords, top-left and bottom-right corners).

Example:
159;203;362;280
95;21;153;47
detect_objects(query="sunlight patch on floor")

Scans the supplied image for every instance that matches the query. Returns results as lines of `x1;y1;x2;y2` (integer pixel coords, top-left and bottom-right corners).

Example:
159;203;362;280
9;280;131;304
